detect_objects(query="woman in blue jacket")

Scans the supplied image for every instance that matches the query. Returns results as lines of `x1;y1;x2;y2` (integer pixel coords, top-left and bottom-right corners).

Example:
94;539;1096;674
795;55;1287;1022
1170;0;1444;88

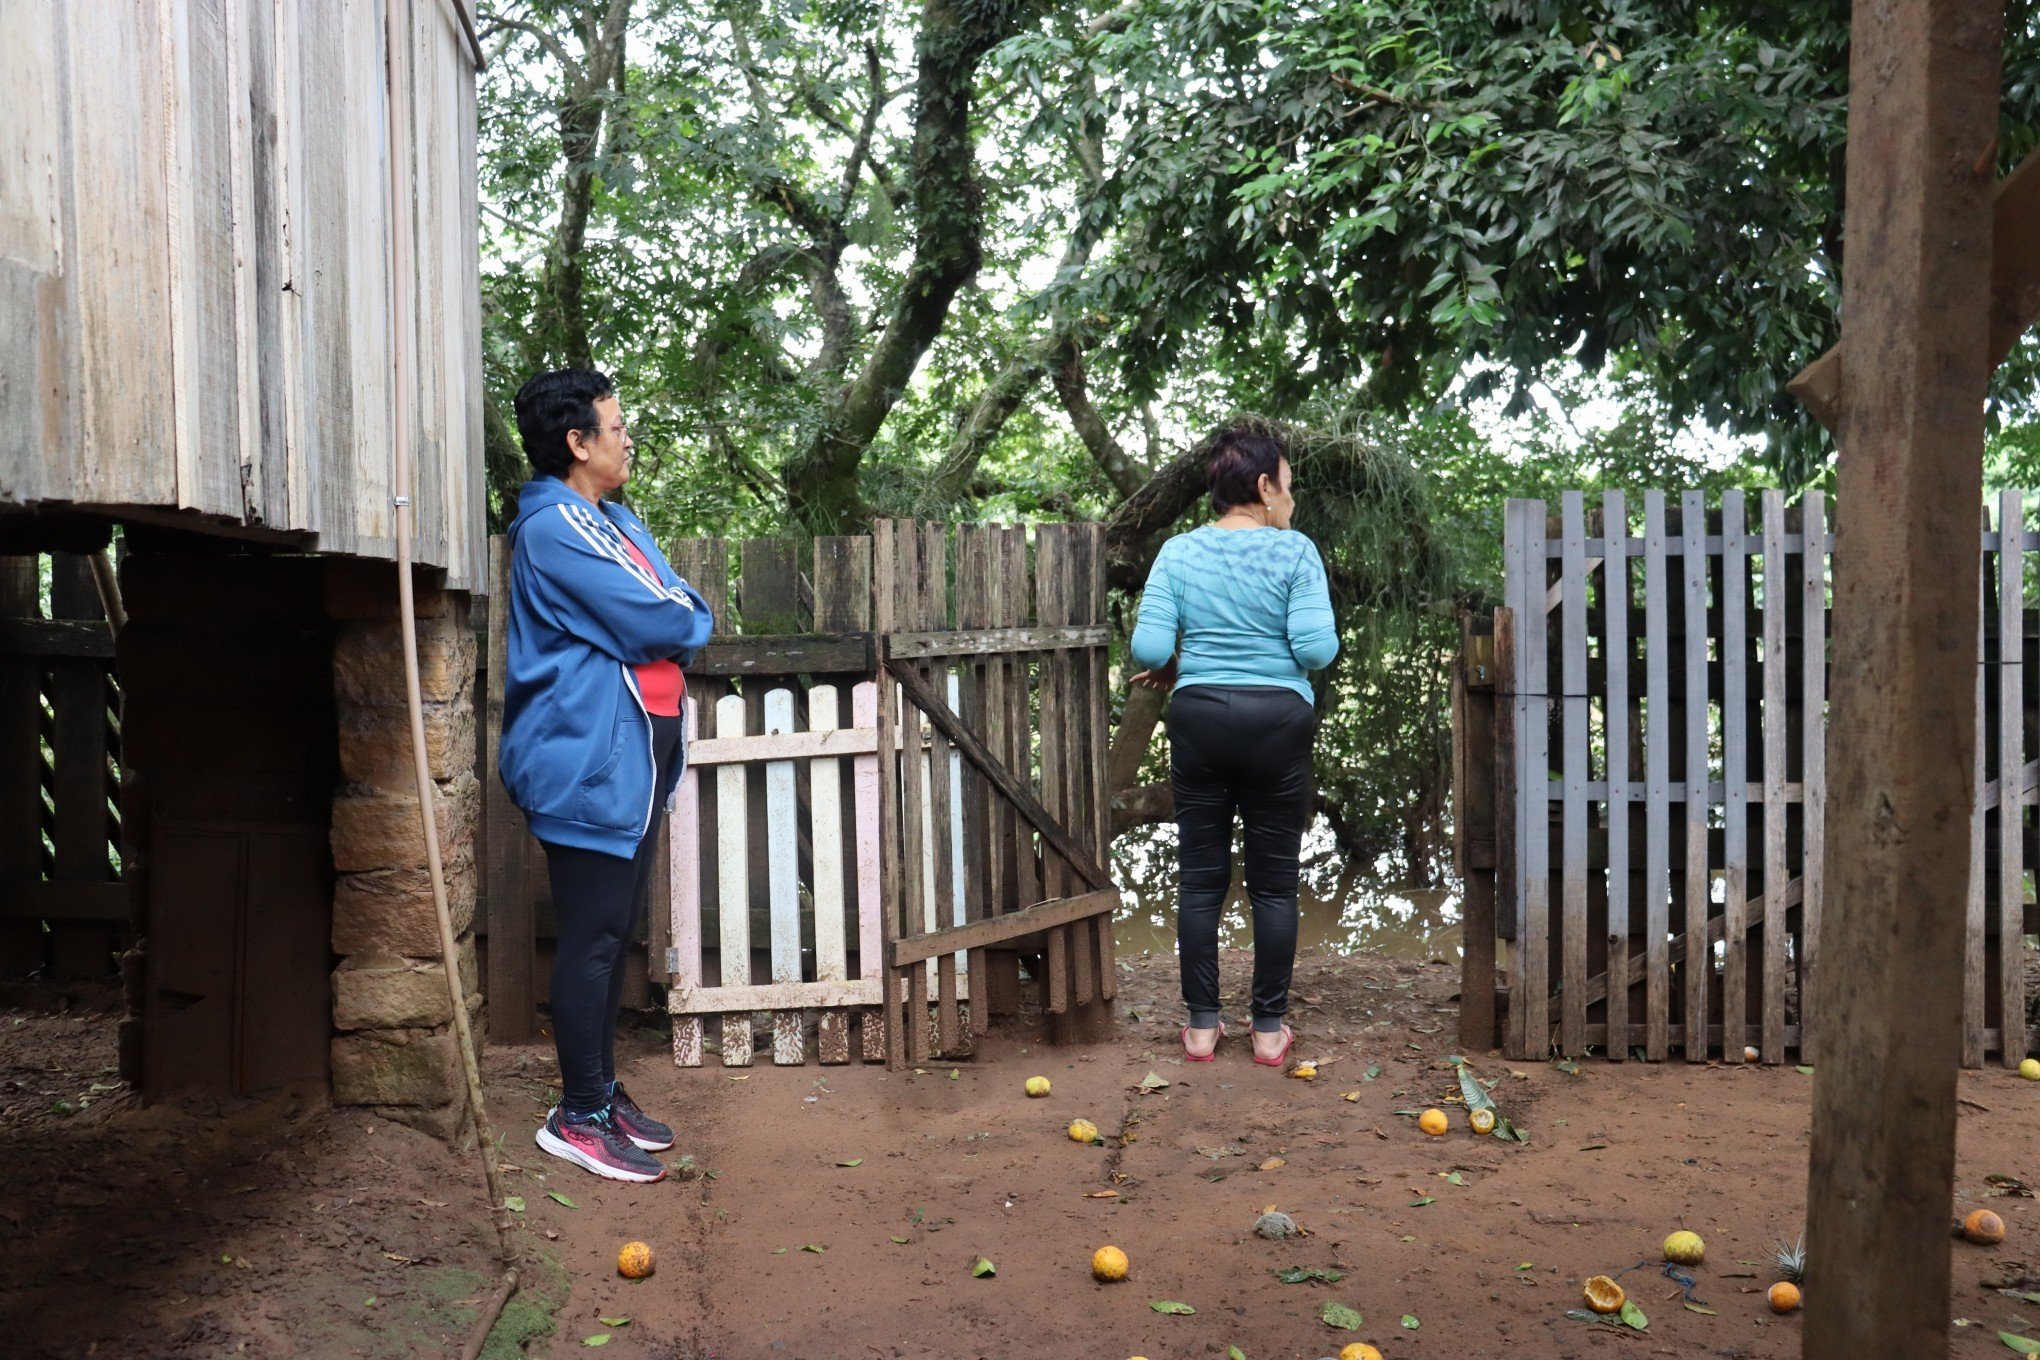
500;368;712;1183
1129;424;1338;1069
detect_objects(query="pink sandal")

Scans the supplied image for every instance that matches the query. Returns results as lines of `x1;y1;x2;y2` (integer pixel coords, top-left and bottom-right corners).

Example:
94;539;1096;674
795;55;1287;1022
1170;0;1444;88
1251;1024;1294;1067
1181;1020;1224;1062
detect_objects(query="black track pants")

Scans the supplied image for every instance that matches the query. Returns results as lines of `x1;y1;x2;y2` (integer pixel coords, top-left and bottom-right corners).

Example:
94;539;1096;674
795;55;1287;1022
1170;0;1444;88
542;712;684;1116
1166;685;1316;1031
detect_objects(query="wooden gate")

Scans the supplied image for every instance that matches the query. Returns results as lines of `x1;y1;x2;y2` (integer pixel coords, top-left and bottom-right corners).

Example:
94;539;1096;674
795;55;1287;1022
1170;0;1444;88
1461;490;2040;1067
479;521;1121;1069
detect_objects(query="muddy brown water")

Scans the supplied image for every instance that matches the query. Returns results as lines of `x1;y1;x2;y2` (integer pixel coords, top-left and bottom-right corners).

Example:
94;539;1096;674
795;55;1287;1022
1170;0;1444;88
1110;828;1463;963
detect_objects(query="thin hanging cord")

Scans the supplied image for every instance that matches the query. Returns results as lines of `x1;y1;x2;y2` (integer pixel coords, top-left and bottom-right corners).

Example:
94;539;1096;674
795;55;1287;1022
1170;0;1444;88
378;6;518;1353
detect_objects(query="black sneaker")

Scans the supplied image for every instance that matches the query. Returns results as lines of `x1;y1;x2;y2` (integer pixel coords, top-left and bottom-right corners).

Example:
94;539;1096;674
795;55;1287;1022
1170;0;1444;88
610;1082;674;1152
536;1106;667;1183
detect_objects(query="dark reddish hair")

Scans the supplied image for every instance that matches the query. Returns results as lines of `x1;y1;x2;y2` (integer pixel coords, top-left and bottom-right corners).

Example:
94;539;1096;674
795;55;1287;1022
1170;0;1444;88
1205;424;1288;514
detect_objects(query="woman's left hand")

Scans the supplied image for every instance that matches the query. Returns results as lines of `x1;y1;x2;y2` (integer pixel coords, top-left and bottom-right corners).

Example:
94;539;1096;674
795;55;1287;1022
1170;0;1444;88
1129;658;1179;692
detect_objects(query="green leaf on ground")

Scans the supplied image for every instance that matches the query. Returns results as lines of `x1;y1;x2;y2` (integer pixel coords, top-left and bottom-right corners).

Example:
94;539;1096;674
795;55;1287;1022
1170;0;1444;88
1139;1071;1171;1091
1321;1302;1364;1330
2002;1334;2040;1355
1556;1058;1581;1075
1228;1348;1247;1360
1402;1314;1421;1330
504;1197;525;1213
1150;1300;1196;1315
1441;1171;1465;1185
598;1317;630;1327
582;1336;610;1348
836;1159;862;1167
1797;1065;1815;1075
801;1244;826;1254
1457;1063;1498;1115
1409;1196;1435;1207
889;1235;909;1244
1515;1262;1534;1271
1684;1303;1718;1315
1620;1299;1649;1330
771;1248;787;1255
1364;1064;1383;1081
546;1191;578;1209
970;1257;994;1277
1276;1266;1344;1284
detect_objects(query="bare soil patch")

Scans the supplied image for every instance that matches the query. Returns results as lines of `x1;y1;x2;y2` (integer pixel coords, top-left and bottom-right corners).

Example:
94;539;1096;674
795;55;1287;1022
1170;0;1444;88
5;954;2039;1359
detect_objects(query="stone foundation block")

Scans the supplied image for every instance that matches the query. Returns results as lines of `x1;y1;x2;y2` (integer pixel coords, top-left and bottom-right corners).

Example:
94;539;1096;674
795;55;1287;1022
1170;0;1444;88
332;1027;459;1108
331;772;479;873
334;616;478;707
337;700;475;786
332;854;477;956
333;938;480;1030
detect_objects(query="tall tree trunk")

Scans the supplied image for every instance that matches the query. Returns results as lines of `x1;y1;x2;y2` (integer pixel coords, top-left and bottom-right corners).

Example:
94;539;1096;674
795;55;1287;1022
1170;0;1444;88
785;0;1042;533
534;0;631;369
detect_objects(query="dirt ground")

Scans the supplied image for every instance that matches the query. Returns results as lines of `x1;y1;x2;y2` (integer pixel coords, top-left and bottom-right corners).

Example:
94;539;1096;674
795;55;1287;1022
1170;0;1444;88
6;950;2040;1360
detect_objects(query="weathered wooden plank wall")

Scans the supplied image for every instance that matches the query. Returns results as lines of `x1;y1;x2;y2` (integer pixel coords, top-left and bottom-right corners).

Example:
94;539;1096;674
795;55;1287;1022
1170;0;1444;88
0;0;483;589
1489;490;2040;1067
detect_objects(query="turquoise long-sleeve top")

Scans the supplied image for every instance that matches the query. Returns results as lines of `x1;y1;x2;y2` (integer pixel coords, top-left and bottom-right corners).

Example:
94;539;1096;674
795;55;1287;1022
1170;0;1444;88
1129;525;1339;704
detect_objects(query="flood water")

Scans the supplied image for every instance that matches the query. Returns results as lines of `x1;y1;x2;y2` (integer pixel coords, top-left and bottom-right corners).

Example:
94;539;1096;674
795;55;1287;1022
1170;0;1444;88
1109;821;1463;962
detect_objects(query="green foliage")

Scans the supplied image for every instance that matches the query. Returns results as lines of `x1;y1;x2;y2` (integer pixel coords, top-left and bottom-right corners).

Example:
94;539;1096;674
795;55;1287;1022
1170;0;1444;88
1003;0;2040;485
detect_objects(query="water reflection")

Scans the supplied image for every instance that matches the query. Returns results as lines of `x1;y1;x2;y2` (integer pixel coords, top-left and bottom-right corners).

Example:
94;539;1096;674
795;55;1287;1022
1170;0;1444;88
1111;819;1463;961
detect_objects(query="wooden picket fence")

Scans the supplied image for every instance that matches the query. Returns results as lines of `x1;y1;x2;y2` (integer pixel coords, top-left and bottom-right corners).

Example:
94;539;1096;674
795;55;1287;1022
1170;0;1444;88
480;522;1121;1069
1462;489;2040;1067
0;553;126;979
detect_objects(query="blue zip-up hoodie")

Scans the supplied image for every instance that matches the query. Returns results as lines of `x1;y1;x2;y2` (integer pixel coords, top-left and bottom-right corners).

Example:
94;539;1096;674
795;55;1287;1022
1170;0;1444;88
500;477;714;857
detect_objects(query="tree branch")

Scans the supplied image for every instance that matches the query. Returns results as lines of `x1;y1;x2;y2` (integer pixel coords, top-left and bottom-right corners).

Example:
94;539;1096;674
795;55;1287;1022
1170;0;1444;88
533;0;632;368
840;43;894;206
1104;443;1208;591
932;329;1073;499
785;0;1046;533
1111;782;1174;839
689;243;804;387
1053;344;1146;499
478;14;584;81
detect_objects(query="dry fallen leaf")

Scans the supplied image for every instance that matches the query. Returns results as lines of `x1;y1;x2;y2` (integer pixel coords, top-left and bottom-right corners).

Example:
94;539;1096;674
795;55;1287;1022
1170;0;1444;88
1260;1158;1286;1171
1085;1190;1121;1199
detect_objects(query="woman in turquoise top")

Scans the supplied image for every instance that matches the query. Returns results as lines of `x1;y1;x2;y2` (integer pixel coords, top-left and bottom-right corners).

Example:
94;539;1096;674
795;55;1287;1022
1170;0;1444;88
1129;424;1338;1067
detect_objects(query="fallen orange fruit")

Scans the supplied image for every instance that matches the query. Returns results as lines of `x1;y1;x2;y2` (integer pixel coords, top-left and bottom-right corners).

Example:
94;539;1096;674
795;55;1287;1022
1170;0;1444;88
1582;1274;1624;1314
1091;1245;1129;1281
1963;1208;2006;1244
617;1240;655;1279
1768;1280;1801;1314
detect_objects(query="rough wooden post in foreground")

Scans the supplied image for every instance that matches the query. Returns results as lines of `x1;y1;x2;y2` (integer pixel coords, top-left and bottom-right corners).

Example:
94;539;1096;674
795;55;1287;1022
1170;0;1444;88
1804;3;2001;1355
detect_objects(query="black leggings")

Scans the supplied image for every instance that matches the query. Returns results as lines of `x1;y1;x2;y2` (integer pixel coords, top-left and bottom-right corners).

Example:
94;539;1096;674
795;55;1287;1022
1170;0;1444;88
1167;685;1316;1032
542;713;684;1116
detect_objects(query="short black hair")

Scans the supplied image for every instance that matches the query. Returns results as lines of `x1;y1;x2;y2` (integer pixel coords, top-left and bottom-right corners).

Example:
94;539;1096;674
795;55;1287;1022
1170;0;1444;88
513;368;615;477
1205;423;1288;514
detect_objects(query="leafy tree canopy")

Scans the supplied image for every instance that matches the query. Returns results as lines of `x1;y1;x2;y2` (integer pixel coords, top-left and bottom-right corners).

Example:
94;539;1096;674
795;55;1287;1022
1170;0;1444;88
475;0;2040;880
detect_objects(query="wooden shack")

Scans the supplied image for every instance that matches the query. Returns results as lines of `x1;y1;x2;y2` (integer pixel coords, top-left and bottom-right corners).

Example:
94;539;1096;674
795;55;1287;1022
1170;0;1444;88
0;0;486;1132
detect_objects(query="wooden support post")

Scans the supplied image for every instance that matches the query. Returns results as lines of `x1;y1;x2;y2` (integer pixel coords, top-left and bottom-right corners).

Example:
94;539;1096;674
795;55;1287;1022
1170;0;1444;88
483;539;535;1042
1452;618;1498;1051
1803;5;2000;1355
